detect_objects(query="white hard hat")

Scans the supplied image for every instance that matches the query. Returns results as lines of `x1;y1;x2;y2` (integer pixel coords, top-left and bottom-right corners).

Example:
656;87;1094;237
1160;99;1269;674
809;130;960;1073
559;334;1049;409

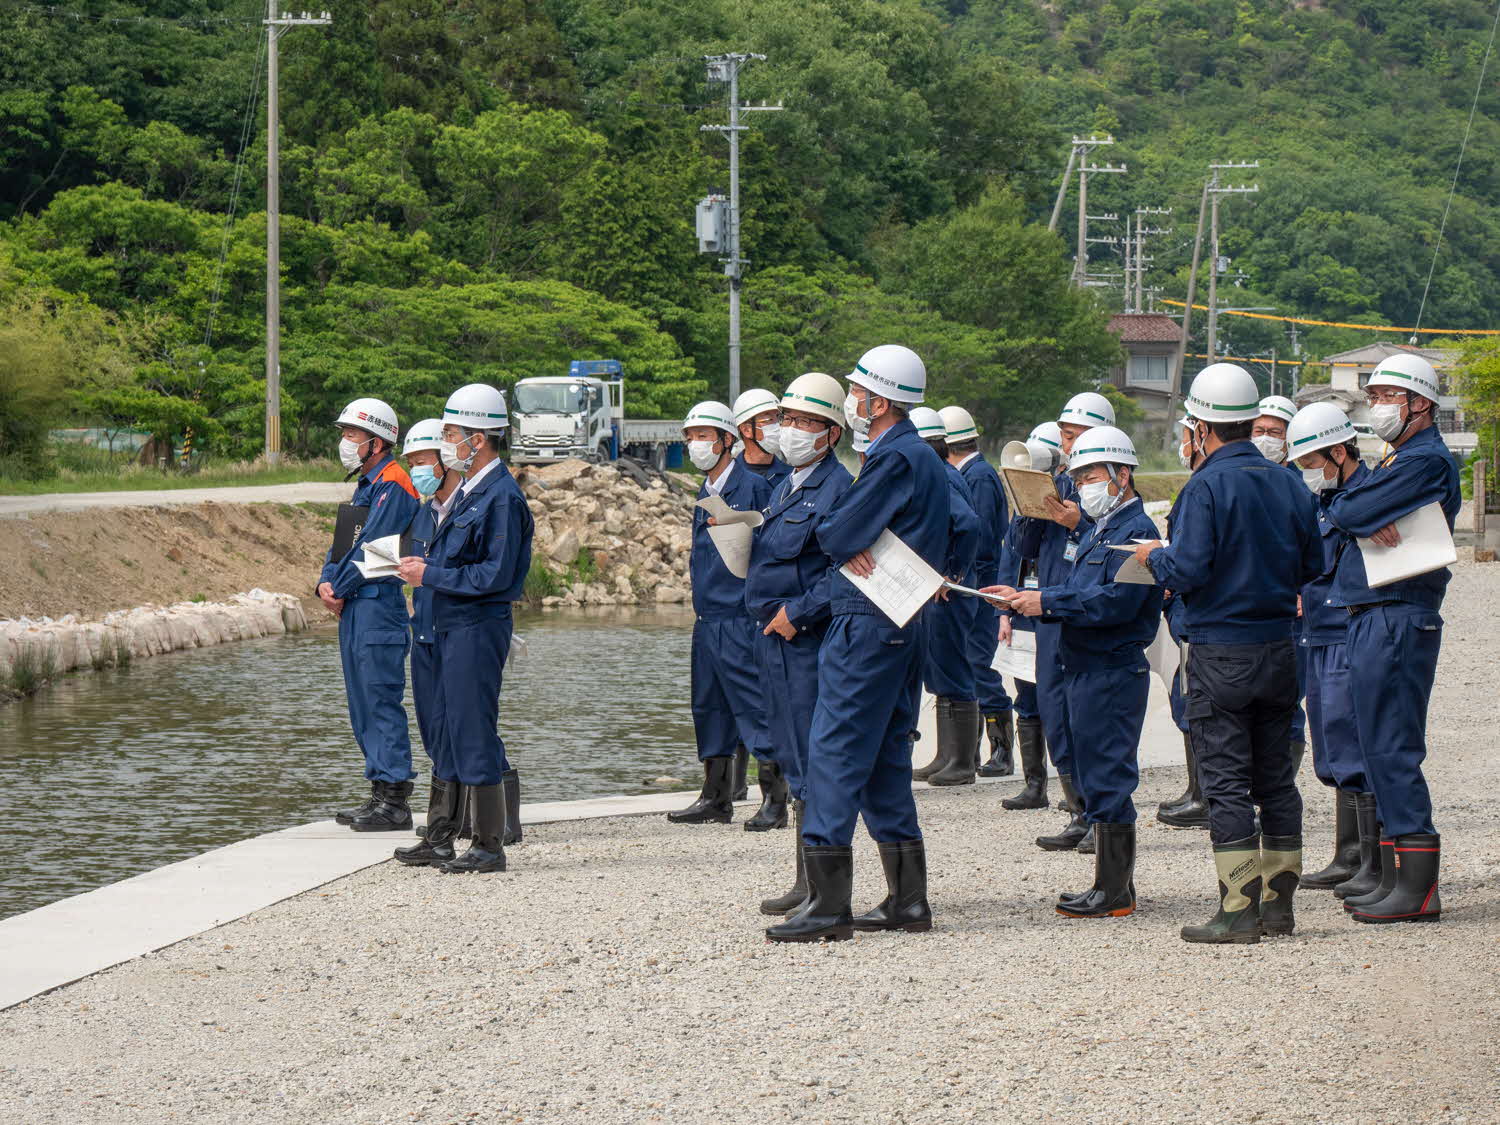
1028;421;1063;451
939;405;978;443
1368;353;1441;402
848;344;926;404
682;400;737;437
1287;403;1357;459
1258;395;1298;424
442;383;508;431
1185;363;1261;422
402;417;444;455
909;406;946;439
1057;391;1115;429
780;372;844;426
1067;425;1138;472
732;388;781;425
335;398;399;444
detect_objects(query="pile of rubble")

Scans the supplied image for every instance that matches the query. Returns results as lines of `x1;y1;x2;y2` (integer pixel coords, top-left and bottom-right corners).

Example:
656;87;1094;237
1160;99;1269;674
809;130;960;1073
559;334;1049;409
514;459;698;608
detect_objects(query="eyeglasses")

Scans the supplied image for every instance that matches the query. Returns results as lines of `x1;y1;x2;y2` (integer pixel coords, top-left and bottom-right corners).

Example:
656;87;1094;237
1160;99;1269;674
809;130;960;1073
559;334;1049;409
1366;389;1408;405
779;412;830;432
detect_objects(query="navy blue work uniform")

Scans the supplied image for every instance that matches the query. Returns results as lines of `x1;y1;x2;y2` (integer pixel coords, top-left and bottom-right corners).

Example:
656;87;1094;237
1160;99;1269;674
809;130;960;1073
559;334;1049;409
1147;441;1322;843
691;462;774;762
735;451;791;493
420;461;533;787
1039;497;1164;824
995;513;1045;719
1032;472;1091;783
745;454;854;800
1325;428;1460;837
1300;462;1372;793
320;456;421;785
956;453;1013;716
803;419;949;848
922;462;981;699
407;497;448;780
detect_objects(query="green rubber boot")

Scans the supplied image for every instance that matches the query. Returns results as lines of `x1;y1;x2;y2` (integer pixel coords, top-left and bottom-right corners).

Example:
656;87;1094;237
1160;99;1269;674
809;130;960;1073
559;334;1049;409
1259;834;1302;936
1181;836;1262;945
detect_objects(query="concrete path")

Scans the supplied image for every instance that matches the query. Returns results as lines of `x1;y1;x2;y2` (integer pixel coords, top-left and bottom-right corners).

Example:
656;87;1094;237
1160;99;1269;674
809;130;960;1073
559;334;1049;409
0;481;349;518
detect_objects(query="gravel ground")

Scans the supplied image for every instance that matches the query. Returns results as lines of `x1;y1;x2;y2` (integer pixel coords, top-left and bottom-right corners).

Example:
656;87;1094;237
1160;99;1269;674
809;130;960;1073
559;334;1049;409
3;562;1498;1124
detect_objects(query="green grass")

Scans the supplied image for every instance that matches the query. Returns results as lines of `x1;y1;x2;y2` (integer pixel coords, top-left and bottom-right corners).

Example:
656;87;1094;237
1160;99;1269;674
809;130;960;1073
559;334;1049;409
8;647;56;696
0;444;345;495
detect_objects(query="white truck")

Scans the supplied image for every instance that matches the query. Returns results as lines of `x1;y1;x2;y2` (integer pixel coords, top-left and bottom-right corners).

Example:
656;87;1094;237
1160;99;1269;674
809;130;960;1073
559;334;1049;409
509;360;685;471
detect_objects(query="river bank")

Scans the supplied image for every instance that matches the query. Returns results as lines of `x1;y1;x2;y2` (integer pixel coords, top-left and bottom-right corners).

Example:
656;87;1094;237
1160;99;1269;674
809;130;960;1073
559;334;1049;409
0;562;1495;1122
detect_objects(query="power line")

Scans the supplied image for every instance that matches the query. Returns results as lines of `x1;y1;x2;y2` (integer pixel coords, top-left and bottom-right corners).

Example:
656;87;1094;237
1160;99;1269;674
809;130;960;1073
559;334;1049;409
203;27;267;350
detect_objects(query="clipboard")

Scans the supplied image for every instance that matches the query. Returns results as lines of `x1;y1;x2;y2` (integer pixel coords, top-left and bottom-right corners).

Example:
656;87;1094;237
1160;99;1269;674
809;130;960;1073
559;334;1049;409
331;503;368;559
999;466;1062;520
1357;502;1456;588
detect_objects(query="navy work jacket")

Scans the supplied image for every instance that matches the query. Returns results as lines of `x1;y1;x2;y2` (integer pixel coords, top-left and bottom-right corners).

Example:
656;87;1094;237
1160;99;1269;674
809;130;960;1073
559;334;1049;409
422;461;534;632
744;454;854;630
692;462;773;620
1147;441;1321;644
1301;462;1371;645
957;453;1009;586
942;461;981;582
320;455;420;600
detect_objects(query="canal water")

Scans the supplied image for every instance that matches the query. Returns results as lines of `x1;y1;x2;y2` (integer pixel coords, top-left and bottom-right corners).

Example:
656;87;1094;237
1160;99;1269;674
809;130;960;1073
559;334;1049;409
0;607;697;920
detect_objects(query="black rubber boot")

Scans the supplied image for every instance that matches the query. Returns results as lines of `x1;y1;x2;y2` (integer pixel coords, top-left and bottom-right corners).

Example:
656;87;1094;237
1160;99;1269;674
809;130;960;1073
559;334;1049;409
667;757;735;824
732;744;750;802
930;699;980;786
1350;833;1441;924
395;778;461;867
1001;718;1049;809
439;783;507;873
1181;836;1262;945
1301;789;1359;890
1333;793;1381;900
760;799;808;915
1077;822;1097;855
455;785;473;840
350;780;414;832
1157;732;1209;829
502;769;522;846
853;840;932;933
1057;822;1136;918
743;759;789;832
1156;731;1195;817
1342;836;1396;912
765;845;854;943
912;698;951;782
335;782;379;825
1036;775;1088;851
978;711;1015;777
1259;834;1302;936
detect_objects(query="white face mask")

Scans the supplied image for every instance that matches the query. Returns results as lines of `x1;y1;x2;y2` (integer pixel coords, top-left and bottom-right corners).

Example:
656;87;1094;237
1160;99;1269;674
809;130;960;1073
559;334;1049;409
778;426;828;468
1302;467;1332;494
439;437;475;473
756;421;782;458
1369;403;1405;441
338;437;367;472
1078;479;1120;520
1252;435;1287;462
687;439;721;471
843;392;871;436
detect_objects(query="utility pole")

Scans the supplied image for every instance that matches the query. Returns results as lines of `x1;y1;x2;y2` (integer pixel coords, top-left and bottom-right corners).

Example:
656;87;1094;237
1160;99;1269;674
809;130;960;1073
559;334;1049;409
1072;153;1126;285
263;6;331;466
1048;143;1080;232
1133;206;1171;314
1205;164;1259;362
702;53;780;404
1165;180;1210;444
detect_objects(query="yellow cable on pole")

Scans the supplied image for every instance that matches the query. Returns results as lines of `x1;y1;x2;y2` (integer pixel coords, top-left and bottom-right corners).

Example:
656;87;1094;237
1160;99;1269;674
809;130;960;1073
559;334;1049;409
1160;300;1500;336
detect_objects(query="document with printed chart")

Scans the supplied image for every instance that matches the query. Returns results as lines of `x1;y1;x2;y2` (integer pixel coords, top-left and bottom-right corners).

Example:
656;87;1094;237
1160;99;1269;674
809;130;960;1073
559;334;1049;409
695;494;766;580
840;529;944;627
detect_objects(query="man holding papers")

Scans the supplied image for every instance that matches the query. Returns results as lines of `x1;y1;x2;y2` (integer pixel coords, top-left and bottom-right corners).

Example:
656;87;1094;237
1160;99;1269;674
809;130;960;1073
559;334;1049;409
668;401;775;826
1322;354;1460;925
985;428;1162;919
1134;364;1321;944
320;398;421;832
766;344;948;943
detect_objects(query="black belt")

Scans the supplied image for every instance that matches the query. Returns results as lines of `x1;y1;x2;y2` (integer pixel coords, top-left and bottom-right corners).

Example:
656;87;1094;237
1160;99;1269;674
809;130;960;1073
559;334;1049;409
1346;601;1399;617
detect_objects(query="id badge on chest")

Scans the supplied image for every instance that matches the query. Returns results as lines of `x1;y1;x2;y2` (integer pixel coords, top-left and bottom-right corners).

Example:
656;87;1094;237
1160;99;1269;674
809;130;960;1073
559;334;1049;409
1023;575;1040;590
1062;539;1080;563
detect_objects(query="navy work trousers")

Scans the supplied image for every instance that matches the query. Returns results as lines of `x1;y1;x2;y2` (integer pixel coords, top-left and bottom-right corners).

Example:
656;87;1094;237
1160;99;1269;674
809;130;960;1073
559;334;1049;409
969;599;1013;715
754;626;823;801
1347;604;1443;837
337;586;414;784
1034;621;1074;780
691;616;772;762
1063;662;1149;825
802;614;924;848
1186;638;1302;844
1303;641;1367;792
429;618;511;787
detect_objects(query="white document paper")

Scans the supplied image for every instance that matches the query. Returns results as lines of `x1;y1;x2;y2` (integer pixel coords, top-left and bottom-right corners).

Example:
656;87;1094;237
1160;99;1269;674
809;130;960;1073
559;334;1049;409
990;627;1037;683
840;529;944;627
1146;618;1181;690
1108;539;1165;586
696;495;765;580
1357;502;1457;588
353;534;404;579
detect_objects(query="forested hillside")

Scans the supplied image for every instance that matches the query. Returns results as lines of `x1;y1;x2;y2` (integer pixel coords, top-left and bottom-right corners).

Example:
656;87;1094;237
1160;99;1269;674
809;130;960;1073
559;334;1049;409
1;0;1496;475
